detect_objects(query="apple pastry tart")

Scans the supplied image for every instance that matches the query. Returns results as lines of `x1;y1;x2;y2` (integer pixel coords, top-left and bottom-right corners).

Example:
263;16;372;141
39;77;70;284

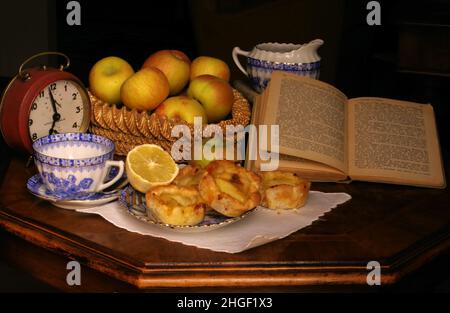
173;165;204;188
145;185;206;226
199;160;261;217
260;171;311;210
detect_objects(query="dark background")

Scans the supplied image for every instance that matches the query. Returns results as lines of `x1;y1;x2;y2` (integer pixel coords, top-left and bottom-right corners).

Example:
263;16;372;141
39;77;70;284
0;0;449;292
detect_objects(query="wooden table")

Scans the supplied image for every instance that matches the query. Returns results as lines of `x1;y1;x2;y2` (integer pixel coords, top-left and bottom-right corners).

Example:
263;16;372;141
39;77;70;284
0;155;449;292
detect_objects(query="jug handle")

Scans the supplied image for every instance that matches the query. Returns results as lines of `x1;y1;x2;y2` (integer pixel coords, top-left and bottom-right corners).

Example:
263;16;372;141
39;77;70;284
232;47;250;77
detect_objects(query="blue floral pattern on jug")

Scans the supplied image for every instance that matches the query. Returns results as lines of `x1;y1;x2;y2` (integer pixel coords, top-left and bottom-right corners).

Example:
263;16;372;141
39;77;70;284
246;58;321;92
247;58;321;71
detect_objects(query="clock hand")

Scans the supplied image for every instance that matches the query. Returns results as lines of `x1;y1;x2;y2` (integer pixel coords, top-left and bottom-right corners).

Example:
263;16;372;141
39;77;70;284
48;88;58;114
48;88;62;135
48;88;61;122
49;120;56;135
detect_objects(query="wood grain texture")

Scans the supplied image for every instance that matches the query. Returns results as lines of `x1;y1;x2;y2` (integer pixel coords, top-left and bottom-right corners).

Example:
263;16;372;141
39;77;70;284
0;156;449;291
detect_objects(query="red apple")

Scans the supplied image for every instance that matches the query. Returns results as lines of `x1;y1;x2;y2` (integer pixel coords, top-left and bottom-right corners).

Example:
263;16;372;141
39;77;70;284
190;56;230;82
142;50;191;96
187;75;234;123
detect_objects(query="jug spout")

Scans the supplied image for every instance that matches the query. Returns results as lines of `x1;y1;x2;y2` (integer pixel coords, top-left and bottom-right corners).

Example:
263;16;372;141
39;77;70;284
307;39;324;47
298;39;324;63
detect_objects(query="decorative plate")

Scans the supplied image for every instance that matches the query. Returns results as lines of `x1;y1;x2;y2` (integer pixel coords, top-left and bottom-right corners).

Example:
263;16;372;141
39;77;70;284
119;185;256;233
27;173;127;210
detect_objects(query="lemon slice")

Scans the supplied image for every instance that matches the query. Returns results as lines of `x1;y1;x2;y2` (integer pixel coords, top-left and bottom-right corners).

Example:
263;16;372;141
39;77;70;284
126;144;179;193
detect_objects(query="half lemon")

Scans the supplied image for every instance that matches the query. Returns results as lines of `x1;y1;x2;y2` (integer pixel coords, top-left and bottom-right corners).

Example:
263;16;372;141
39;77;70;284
126;144;179;193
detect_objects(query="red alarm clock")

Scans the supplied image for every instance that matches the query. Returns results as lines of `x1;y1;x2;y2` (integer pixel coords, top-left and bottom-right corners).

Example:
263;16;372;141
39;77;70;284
0;52;91;153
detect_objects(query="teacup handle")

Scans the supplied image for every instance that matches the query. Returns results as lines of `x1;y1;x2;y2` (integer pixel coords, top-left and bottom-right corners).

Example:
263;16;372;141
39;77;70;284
232;47;250;76
96;160;125;192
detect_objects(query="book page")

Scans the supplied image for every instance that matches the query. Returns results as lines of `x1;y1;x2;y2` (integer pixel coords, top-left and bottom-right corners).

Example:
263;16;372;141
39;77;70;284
247;93;346;181
348;97;445;188
255;154;348;182
262;71;348;173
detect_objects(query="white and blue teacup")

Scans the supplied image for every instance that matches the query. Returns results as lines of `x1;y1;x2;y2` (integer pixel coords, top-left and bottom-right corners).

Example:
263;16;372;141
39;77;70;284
32;133;124;199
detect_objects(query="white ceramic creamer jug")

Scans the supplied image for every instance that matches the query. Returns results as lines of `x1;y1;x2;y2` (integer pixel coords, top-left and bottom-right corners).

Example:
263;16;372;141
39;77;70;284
232;39;323;92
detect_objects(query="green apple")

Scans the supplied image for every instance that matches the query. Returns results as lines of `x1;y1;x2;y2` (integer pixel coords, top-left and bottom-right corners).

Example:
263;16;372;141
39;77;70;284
120;67;170;111
155;95;208;124
89;56;134;104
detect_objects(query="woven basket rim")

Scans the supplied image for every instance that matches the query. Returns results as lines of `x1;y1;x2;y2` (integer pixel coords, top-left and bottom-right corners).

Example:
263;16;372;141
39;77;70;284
88;88;249;126
89;88;251;156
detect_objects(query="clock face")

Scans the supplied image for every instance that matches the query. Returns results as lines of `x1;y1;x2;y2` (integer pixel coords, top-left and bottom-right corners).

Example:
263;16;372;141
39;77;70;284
28;80;89;141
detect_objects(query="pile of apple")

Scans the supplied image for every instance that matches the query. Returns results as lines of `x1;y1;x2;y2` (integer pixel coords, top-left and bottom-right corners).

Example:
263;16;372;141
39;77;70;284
89;50;234;124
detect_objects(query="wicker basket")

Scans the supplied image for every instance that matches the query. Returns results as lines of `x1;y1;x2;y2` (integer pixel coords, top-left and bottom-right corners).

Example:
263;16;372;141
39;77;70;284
89;89;251;158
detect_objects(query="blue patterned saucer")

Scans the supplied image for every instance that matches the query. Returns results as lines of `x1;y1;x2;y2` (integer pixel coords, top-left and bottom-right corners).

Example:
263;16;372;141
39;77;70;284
27;174;126;210
119;185;255;233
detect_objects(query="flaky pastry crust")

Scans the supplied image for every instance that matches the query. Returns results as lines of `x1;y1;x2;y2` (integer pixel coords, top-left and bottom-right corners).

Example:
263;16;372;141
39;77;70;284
145;184;206;226
173;165;205;188
260;171;310;210
199;160;261;217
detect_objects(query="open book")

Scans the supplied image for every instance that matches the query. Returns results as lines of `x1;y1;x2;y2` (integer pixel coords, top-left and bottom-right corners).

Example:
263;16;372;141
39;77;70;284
247;71;445;188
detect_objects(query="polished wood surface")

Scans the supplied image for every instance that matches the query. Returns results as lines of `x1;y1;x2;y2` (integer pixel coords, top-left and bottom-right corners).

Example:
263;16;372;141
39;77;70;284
0;155;449;291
